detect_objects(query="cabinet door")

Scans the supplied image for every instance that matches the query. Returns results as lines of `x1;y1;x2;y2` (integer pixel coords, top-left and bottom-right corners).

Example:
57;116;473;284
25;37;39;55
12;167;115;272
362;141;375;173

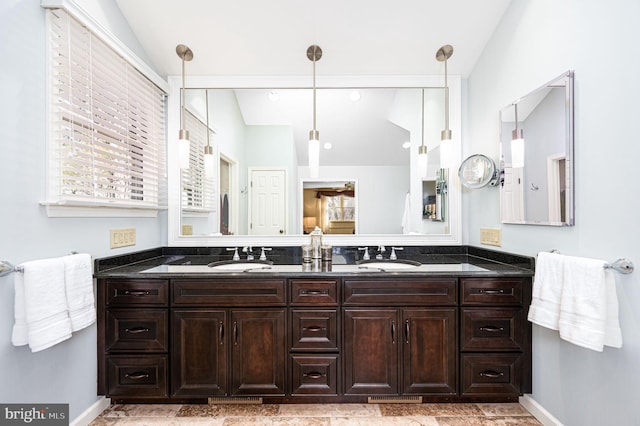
343;308;399;395
231;309;286;396
402;308;457;395
171;310;227;397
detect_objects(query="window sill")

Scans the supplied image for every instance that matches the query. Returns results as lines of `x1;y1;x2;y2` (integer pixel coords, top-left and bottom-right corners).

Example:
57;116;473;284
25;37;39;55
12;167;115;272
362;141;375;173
41;201;166;218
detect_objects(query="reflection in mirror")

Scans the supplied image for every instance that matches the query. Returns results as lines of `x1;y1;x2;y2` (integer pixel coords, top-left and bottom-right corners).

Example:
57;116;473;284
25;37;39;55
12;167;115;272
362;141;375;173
302;180;356;234
499;71;574;226
422;169;448;221
177;87;453;237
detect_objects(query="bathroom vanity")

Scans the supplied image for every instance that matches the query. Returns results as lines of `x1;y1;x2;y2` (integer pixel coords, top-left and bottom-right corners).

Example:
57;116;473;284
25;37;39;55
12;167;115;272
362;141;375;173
95;246;533;404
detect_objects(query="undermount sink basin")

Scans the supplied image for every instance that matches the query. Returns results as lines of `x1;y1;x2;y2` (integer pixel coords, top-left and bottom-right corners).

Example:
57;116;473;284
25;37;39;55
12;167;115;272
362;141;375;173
356;259;421;271
207;260;273;271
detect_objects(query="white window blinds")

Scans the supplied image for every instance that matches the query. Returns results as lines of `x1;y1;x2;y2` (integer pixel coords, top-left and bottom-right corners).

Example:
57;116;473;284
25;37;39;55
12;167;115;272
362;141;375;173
47;9;166;210
181;110;215;212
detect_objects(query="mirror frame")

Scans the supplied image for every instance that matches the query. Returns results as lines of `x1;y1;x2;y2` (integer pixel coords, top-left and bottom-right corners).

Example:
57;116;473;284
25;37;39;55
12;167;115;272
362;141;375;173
167;75;462;246
499;70;575;226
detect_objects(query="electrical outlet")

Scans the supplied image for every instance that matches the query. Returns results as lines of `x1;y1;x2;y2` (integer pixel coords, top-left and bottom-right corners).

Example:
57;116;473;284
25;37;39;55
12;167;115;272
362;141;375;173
480;227;502;247
110;228;136;249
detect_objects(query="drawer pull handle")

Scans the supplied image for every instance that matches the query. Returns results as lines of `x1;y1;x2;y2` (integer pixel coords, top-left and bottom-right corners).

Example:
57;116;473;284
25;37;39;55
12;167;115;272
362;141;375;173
479;326;505;332
391;320;396;344
219;321;224;345
124;327;149;334
479;289;506;294
301;289;327;295
405;319;410;344
125;372;149;380
123;290;151;296
233;321;238;345
480;370;504;378
303;326;325;332
303;372;325;379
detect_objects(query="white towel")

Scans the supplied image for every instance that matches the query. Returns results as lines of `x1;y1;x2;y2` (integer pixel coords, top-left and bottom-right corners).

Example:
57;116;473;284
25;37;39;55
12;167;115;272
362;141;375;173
401;192;411;234
12;258;72;352
63;253;96;332
558;255;623;351
527;252;564;330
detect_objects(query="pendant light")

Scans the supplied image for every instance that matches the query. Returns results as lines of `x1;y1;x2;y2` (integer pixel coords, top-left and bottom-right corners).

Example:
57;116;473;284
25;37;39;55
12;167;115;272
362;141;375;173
436;44;454;169
418;88;429;178
176;44;193;170
511;102;525;168
307;45;322;178
204;90;214;178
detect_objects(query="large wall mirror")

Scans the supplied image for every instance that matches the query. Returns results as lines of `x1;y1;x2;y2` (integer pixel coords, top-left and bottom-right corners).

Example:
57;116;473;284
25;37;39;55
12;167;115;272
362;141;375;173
499;70;574;226
167;76;462;246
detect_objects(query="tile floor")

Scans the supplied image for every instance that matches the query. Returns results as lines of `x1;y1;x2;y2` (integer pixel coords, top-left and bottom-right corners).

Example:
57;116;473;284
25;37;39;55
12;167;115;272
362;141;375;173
90;403;542;425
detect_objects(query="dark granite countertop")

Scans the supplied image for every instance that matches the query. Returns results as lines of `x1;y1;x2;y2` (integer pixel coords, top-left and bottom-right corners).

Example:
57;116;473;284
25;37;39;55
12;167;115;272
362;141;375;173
94;245;534;279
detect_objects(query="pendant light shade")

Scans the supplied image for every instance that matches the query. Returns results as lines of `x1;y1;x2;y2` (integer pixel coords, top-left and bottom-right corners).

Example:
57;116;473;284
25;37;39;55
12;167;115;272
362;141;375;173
204;90;214;178
307;45;322;178
418;89;429;178
436;45;454;169
511;103;525;168
176;44;193;169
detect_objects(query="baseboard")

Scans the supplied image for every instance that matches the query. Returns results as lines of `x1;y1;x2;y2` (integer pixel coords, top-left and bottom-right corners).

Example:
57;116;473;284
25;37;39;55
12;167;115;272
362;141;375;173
519;394;564;426
70;397;111;426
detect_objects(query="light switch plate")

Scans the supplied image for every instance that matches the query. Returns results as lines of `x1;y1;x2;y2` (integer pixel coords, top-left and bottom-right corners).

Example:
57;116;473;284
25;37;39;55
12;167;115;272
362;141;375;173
480;227;502;247
110;228;136;249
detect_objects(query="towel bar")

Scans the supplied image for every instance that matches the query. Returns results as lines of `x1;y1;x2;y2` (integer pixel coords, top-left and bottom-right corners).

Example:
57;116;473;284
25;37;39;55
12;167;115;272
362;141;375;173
544;250;634;275
0;252;80;277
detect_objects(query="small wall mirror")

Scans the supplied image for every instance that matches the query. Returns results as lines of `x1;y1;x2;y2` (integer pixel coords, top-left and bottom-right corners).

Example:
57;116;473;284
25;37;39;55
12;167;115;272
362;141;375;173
499;70;574;226
459;154;499;189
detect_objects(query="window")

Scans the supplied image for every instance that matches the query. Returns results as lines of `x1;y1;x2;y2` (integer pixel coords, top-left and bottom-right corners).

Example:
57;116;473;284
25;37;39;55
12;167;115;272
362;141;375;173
46;9;166;215
181;110;215;212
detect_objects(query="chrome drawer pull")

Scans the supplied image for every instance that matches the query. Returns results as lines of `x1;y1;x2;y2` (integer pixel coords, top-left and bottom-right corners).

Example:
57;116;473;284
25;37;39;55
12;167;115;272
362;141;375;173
123;290;151;296
125;327;150;334
301;289;327;295
479;289;506;294
479;326;505;332
479;370;504;378
303;326;325;332
303;372;325;379
125;372;150;380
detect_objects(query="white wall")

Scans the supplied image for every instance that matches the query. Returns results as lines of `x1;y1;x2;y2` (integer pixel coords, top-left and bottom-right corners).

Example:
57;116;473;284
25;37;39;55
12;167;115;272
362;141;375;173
0;0;166;422
466;1;640;424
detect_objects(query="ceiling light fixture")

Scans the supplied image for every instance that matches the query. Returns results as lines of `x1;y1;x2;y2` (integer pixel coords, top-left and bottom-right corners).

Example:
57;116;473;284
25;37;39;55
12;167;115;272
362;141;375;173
418;88;428;178
511;102;525;168
436;44;454;169
204;90;214;178
176;44;193;169
307;45;322;178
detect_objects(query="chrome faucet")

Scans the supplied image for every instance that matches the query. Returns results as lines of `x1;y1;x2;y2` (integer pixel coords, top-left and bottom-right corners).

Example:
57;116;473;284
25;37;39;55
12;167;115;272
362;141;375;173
358;247;370;260
259;247;272;261
376;245;386;260
243;246;254;261
226;247;240;261
390;247;403;260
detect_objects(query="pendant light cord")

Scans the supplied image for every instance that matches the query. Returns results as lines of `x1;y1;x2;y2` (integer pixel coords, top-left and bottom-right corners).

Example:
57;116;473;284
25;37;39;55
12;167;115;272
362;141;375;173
180;56;185;130
444;58;449;132
205;90;210;147
421;88;425;148
312;46;317;132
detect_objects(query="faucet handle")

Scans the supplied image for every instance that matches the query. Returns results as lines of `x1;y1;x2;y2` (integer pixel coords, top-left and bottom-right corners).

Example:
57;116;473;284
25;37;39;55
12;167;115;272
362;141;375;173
390;247;403;260
358;247;370;260
226;247;240;261
260;247;272;261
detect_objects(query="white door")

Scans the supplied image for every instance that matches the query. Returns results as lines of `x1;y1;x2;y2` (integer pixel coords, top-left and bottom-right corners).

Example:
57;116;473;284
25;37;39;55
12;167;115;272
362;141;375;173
249;169;287;235
501;167;524;222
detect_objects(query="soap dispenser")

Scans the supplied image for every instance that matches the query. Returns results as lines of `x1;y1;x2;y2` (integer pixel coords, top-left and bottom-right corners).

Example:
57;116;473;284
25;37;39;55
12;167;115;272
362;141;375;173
310;226;323;260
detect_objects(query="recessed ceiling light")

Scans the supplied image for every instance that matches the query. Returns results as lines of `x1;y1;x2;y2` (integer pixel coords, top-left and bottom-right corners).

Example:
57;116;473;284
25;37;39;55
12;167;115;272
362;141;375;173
268;90;279;101
323;142;332;150
402;141;411;149
349;90;361;102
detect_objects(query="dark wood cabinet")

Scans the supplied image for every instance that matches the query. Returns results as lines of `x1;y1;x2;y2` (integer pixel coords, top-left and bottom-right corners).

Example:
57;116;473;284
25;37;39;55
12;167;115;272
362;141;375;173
98;273;531;403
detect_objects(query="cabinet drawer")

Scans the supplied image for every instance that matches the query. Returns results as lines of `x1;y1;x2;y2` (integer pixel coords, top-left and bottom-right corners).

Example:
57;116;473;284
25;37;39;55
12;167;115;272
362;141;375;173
343;278;457;306
172;279;286;306
461;354;523;396
106;309;168;352
290;309;339;351
461;278;524;305
291;355;339;396
106;280;168;306
461;308;524;351
107;355;168;397
290;280;338;306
